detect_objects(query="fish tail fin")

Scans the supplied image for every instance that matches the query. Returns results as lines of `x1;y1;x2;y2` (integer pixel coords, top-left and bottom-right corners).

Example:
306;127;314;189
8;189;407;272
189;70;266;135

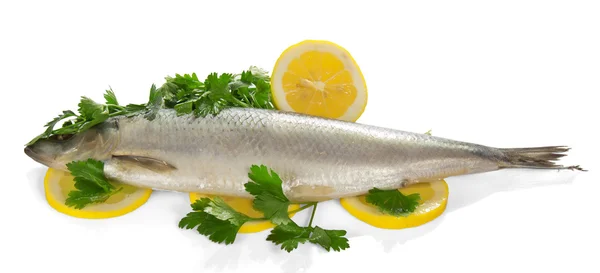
498;146;586;171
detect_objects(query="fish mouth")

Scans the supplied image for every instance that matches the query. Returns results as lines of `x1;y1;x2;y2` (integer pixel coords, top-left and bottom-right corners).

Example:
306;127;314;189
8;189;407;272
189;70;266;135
24;146;53;167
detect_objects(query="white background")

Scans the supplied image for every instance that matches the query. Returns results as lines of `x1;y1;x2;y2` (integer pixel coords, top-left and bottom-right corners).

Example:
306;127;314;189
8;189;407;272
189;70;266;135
1;1;599;272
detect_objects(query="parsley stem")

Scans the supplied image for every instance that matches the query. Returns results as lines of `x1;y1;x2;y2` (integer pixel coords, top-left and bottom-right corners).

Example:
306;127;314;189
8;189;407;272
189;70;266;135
231;97;249;108
308;203;317;227
247;202;316;222
107;104;125;110
109;111;126;117
287;203;316;214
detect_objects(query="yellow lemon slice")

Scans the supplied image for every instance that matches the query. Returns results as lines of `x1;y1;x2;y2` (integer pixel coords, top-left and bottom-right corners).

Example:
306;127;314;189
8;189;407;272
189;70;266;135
189;193;300;233
44;168;152;219
340;180;449;229
271;40;368;122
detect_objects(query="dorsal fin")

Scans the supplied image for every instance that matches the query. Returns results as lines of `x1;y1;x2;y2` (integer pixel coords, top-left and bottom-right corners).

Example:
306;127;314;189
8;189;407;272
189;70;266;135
111;155;177;173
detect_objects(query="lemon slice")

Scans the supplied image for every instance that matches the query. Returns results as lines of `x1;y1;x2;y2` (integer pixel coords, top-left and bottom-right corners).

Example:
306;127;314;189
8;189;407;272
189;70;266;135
44;168;152;219
271;40;368;122
189;193;300;233
340;180;449;229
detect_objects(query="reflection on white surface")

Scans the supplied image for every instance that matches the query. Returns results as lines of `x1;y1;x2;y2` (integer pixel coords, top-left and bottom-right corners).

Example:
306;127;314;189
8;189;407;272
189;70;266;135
445;168;579;212
199;168;580;272
350;168;579;252
202;233;314;273
27;165;581;273
26;167;46;200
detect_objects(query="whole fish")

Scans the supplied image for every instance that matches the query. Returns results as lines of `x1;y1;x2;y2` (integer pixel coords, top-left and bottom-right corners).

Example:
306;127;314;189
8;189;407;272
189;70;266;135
24;108;582;202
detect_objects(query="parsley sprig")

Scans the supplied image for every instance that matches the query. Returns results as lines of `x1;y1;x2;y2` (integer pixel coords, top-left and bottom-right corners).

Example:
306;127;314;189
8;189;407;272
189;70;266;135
26;66;274;146
267;203;350;252
179;165;350;253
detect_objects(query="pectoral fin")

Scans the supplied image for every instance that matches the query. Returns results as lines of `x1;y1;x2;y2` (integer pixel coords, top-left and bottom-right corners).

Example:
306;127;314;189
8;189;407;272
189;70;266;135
111;155;177;173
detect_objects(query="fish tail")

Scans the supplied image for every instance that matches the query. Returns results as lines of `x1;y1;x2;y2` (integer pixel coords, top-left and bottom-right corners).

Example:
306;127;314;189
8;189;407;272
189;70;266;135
498;146;586;171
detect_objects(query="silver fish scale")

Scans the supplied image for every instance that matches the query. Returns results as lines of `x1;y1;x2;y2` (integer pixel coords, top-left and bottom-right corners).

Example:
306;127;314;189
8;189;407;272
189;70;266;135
104;108;501;201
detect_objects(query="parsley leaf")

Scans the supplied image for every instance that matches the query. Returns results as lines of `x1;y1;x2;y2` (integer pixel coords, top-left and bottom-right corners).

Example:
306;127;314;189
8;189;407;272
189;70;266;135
51;97;111;135
66;159;114;192
124;103;147;116
205;72;234;101
267;222;312;252
231;67;274;109
203;197;251;226
161;73;204;109
64;159;122;209
309;226;350;252
169;73;204;96
365;188;421;216
78;97;106;120
144;84;163;120
179;198;249;245
266;221;350;252
179;210;241;245
174;100;194;115
104;87;119;105
65;189;121;209
244;165;292;225
26;110;77;146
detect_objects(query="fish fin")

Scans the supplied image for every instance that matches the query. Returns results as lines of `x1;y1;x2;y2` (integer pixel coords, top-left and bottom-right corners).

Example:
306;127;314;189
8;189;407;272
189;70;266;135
498;146;586;171
111;155;177;173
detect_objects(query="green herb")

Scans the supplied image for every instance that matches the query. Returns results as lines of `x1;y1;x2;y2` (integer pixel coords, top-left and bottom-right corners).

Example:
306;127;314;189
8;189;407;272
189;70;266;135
308;226;350;252
266;204;350;252
26;66;274;146
179;197;251;245
244;166;348;252
143;84;164;120
179;164;350;253
160;66;274;117
26;89;135;146
103;87;119;105
365;187;421;216
244;165;292;225
64;159;122;209
265;222;312;252
26;110;77;146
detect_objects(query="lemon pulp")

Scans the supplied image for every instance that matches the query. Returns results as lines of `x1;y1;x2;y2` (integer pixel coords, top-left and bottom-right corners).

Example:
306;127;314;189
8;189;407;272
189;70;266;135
189;193;300;233
44;168;152;219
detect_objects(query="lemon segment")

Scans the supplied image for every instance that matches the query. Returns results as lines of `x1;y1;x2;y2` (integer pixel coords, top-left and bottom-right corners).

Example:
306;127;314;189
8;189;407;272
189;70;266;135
340;180;449;229
189;193;300;233
44;168;152;219
271;40;368;122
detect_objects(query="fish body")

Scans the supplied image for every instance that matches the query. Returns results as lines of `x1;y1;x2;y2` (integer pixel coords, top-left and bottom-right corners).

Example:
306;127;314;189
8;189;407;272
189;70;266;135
25;108;580;202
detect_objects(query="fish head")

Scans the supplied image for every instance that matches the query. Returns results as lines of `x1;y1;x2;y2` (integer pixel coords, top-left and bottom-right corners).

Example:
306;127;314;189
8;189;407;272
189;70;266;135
24;121;119;170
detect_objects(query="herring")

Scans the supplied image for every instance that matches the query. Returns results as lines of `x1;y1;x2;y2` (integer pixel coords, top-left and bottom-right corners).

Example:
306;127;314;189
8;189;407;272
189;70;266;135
24;108;583;202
